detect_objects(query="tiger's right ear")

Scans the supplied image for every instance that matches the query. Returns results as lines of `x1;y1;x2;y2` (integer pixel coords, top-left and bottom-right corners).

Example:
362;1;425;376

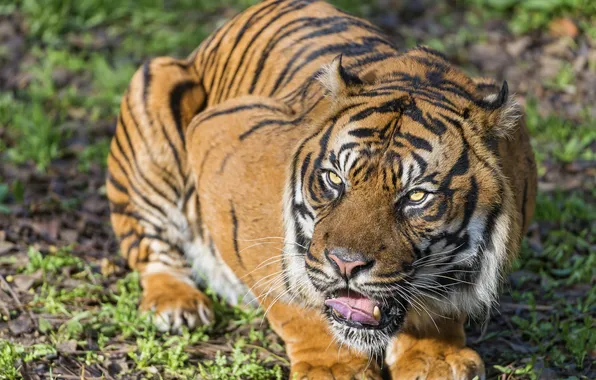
481;81;521;138
316;55;364;99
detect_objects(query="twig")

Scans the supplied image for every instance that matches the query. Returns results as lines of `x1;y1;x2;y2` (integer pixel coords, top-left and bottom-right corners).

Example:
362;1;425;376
96;363;116;380
0;295;10;319
244;344;290;366
0;274;37;328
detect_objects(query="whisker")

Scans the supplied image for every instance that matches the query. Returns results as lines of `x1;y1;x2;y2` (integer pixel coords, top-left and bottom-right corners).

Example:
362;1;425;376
412;243;466;265
242;270;284;300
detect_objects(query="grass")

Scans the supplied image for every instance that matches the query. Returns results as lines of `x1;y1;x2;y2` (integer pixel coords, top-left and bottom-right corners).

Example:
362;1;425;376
463;0;596;35
504;189;595;374
0;0;594;378
525;98;596;167
0;247;285;378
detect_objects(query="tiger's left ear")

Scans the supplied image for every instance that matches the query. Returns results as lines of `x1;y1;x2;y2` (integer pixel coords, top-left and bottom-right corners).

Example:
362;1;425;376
317;54;364;99
478;81;521;138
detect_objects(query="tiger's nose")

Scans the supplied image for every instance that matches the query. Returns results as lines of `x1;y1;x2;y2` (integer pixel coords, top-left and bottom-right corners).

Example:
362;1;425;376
327;248;375;279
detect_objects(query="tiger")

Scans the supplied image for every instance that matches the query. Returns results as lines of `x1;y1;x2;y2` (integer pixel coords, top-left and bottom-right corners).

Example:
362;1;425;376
106;0;537;378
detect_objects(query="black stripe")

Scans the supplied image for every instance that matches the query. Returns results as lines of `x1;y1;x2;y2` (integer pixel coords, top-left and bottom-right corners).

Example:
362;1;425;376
169;80;201;144
118;114;177;204
209;0;288;99
138;233;184;256
402;132;432;151
124;97;181;199
157;113;185;183
108;149;169;222
219;0;310;101
250;15;357;93
410;152;428;184
118;230;136;240
202;103;286;122
239;118;293;140
460;176;479;230
230;202;245;269
349;99;402;122
107;172;128;194
348;127;377;138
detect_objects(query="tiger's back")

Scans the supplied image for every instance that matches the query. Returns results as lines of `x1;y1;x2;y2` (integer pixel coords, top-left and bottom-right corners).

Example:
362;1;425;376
194;0;395;106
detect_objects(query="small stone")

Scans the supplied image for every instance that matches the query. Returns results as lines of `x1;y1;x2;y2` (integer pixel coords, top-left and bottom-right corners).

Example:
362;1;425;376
539;56;563;80
57;339;78;354
60;229;79;243
0;241;15;255
506;36;532;57
8;315;32;335
82;196;104;214
543;37;574;58
13;272;41;292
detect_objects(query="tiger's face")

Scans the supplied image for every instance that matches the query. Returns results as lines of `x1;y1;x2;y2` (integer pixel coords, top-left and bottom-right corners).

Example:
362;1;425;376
282;51;521;354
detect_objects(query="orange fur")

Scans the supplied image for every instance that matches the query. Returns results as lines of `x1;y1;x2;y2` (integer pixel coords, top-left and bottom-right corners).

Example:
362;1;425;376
107;1;536;378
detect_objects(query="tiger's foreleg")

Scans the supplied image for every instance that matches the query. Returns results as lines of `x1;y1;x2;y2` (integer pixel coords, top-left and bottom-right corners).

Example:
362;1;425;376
266;302;382;379
386;316;485;379
106;56;213;332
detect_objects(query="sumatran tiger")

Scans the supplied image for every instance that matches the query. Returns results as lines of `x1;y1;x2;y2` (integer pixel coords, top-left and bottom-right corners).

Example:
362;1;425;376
106;0;537;378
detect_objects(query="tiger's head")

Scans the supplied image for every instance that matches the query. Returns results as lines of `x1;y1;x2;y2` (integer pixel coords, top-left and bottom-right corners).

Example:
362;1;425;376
282;48;523;354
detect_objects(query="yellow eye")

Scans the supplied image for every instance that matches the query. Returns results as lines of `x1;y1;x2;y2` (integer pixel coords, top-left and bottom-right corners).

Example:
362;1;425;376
327;171;343;186
408;190;427;203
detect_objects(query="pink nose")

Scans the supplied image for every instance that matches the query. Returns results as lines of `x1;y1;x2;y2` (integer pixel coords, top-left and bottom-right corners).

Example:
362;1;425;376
328;254;369;279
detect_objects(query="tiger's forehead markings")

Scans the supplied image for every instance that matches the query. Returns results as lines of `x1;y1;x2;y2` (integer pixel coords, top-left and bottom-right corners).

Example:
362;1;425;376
315;66;481;192
327;111;402;172
371;67;479;117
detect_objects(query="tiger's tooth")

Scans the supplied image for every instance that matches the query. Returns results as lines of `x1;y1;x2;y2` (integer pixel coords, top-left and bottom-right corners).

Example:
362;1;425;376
373;306;381;321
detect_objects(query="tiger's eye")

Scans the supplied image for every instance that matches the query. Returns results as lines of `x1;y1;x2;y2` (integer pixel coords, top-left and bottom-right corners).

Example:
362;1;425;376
408;190;426;202
327;171;343;186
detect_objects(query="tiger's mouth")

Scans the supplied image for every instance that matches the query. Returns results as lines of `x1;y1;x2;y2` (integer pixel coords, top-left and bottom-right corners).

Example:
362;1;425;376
324;289;403;330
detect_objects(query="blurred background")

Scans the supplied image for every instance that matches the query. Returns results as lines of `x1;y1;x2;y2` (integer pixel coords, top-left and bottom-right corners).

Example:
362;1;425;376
0;0;594;378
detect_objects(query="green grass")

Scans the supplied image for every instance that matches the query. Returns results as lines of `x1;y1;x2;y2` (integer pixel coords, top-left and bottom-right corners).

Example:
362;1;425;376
0;340;24;380
525;98;596;168
0;246;286;378
506;188;596;374
464;0;596;35
1;0;257;173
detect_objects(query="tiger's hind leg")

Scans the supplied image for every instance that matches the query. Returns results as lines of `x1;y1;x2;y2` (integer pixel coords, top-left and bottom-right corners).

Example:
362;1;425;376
106;56;213;332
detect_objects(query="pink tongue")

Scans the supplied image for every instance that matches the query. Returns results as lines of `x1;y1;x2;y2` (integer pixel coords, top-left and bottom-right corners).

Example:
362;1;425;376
324;291;380;326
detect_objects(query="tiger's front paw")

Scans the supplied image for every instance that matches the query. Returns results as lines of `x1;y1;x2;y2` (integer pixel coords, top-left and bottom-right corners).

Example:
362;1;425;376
139;272;214;333
388;344;484;380
292;360;381;380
